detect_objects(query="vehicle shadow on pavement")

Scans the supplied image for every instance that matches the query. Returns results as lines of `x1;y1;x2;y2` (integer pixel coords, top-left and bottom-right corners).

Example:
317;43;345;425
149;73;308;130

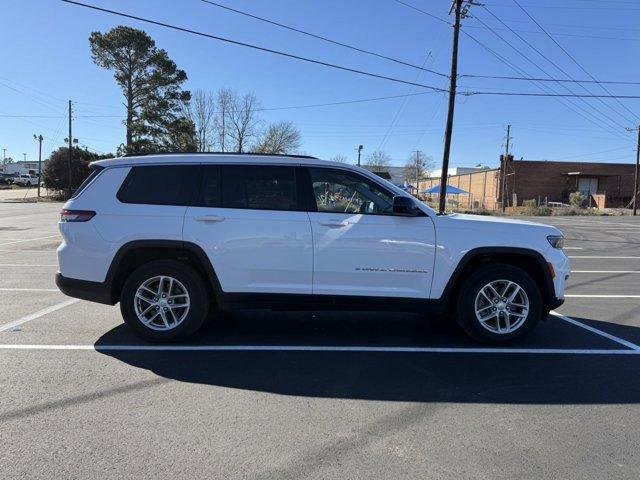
95;311;640;404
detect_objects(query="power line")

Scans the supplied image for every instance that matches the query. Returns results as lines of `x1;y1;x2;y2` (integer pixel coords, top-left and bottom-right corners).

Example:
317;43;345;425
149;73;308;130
511;0;640;123
378;51;438;150
459;30;631;142
464;12;633;139
61;0;449;93
61;0;640;101
200;0;447;78
0;114;122;118
477;7;635;129
257;92;442;111
203;0;640;86
463;23;640;43
392;0;451;25
462;73;640;86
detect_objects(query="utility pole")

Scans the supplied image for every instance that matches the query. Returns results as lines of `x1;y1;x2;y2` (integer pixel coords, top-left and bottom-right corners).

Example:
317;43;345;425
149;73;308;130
634;127;640;216
438;0;463;214
625;126;640;216
635;127;640;216
414;150;422;198
357;144;363;167
33;134;43;199
2;148;6;172
501;124;512;213
437;0;479;214
68;100;72;198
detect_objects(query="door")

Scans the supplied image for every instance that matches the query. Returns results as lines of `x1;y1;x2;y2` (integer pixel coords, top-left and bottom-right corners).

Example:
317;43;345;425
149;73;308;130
578;177;598;196
183;164;313;294
305;167;436;298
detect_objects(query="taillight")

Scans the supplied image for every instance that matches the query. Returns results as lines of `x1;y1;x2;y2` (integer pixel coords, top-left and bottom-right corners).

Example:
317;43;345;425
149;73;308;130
60;209;96;222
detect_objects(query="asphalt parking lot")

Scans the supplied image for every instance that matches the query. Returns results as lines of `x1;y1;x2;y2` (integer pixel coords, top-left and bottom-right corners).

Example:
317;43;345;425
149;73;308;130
1;202;639;479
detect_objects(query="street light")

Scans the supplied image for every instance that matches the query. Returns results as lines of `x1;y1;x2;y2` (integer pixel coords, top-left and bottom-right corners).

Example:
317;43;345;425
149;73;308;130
33;134;43;199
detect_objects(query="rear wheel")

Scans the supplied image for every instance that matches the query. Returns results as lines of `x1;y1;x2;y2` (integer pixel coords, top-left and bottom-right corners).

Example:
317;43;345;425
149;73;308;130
120;260;209;342
455;264;543;343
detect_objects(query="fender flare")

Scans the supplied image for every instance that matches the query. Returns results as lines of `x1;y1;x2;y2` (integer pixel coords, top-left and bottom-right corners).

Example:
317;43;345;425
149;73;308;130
105;240;224;304
439;246;556;309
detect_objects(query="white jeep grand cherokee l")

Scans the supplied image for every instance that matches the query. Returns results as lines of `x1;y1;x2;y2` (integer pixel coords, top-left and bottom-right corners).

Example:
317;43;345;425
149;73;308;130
56;153;570;343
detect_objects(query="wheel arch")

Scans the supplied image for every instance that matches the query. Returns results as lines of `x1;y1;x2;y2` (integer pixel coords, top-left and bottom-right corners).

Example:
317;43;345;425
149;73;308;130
441;247;555;311
105;240;223;305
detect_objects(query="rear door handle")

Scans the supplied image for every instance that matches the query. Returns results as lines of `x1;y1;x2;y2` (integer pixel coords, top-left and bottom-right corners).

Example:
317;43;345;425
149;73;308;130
195;215;225;222
319;219;348;227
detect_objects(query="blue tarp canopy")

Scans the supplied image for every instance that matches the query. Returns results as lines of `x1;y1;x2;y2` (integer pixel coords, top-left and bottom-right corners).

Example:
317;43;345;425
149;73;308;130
422;185;468;195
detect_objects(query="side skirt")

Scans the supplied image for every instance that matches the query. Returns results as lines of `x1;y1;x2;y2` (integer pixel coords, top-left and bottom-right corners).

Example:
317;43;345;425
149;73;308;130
221;293;446;314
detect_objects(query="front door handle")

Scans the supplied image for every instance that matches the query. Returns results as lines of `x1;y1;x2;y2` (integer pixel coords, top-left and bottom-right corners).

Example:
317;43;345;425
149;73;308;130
319;219;348;227
195;215;225;222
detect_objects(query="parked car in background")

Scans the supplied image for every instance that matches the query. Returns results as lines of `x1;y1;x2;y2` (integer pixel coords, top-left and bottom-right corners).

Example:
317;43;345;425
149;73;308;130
14;173;39;186
56;153;570;344
0;173;18;184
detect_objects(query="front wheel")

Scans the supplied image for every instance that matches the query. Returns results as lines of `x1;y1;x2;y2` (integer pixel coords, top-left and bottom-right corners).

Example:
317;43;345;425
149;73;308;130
120;260;209;342
455;264;543;343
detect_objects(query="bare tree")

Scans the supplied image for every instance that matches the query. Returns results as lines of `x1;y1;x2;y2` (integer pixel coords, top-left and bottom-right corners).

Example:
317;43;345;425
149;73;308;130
186;89;216;152
214;88;233;152
402;152;434;182
330;154;348;163
364;150;391;170
222;91;261;153
252;121;301;154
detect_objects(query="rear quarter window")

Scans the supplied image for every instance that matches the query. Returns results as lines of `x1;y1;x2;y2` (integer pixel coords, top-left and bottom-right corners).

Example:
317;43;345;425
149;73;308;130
71;166;104;199
117;165;201;206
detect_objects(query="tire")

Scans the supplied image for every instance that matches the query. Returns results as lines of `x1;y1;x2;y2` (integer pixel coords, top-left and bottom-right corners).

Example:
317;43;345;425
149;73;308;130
120;260;210;342
455;263;543;344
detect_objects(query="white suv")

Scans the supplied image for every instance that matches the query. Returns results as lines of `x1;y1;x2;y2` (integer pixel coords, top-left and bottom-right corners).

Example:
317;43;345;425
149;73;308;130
56;153;570;343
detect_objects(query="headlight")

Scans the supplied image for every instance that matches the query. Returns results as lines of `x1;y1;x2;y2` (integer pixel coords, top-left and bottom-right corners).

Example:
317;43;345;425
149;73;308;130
547;235;564;249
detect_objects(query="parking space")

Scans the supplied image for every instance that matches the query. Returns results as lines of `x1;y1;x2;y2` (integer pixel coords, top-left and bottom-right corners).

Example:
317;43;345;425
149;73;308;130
1;203;640;479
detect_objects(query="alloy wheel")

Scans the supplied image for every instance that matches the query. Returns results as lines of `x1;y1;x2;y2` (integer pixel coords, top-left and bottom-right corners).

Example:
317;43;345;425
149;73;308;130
134;275;190;331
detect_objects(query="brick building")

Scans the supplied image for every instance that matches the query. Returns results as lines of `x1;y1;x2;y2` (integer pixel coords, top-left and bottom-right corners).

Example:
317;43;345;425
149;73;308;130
419;158;637;210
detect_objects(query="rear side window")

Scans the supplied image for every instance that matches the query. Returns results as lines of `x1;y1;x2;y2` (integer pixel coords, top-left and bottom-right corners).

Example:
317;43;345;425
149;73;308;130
71;166;104;199
217;165;298;211
117;165;200;206
198;165;221;207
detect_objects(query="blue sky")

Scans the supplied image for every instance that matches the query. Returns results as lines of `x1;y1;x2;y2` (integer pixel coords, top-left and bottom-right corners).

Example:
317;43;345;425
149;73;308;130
1;0;639;169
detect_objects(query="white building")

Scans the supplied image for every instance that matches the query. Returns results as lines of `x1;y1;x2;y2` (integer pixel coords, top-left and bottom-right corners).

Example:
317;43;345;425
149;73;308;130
428;166;491;178
2;160;46;175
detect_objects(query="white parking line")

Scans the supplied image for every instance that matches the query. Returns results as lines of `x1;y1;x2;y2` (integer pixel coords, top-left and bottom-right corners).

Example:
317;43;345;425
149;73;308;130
0;344;636;354
550;311;640;351
0;288;59;292
565;294;640;298
572;270;640;273
0;299;79;332
0;264;57;267
563;247;583;250
0;249;57;253
569;256;640;259
0;234;60;246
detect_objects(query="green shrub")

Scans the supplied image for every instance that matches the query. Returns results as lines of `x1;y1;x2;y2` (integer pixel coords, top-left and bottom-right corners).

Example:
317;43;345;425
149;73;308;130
569;191;585;208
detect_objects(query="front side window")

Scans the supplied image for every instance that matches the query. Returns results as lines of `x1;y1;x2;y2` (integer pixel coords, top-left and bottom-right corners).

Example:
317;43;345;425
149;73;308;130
308;167;394;215
117;165;200;206
220;165;298;211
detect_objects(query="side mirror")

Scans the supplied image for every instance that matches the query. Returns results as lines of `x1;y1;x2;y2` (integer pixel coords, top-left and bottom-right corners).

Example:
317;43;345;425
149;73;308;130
392;196;421;216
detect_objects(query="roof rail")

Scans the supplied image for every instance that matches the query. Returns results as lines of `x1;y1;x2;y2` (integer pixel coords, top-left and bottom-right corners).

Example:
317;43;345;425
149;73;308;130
122;151;318;159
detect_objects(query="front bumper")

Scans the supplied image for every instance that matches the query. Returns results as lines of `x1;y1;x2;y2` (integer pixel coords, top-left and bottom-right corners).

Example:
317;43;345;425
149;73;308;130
55;273;115;305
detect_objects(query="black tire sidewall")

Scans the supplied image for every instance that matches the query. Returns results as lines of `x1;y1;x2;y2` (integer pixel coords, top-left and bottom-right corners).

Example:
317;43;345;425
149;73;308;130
120;260;209;342
456;264;543;343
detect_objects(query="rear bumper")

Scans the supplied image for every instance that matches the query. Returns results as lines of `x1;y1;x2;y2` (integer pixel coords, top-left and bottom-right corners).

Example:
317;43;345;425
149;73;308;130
55;273;115;305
